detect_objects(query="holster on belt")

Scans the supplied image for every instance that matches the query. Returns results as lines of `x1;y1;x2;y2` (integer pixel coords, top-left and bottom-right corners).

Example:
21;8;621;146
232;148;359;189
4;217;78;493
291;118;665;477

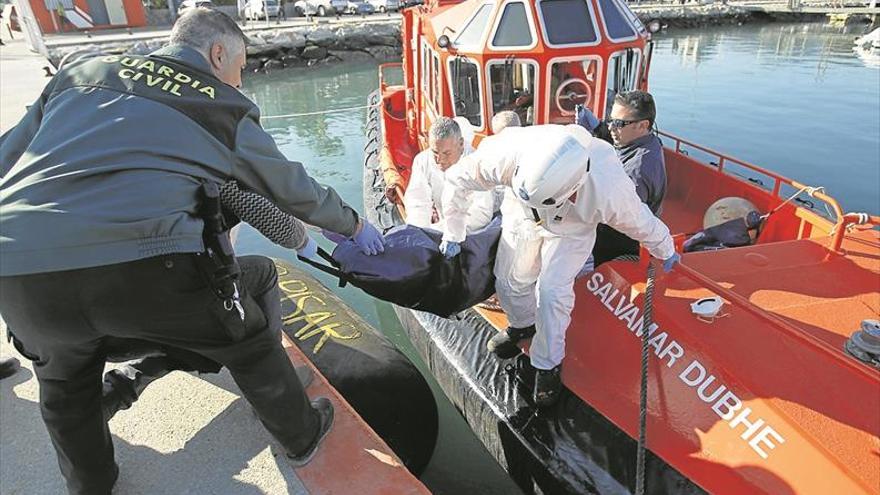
199;182;241;300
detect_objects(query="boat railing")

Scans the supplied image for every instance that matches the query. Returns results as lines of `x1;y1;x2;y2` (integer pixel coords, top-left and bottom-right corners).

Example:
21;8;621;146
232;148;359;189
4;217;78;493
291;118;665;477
659;131;851;234
659;131;880;253
379;62;404;93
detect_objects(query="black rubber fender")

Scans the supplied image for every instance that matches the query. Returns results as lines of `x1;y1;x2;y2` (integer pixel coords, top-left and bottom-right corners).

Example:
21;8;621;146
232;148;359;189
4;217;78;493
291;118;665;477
274;260;439;476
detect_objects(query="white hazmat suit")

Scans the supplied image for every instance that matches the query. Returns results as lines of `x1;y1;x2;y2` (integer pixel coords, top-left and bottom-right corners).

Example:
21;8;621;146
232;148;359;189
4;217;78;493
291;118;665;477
404;147;496;233
442;125;674;370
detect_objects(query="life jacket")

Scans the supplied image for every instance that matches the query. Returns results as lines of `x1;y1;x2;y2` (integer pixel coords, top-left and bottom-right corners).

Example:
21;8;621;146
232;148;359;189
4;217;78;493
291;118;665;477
300;218;502;318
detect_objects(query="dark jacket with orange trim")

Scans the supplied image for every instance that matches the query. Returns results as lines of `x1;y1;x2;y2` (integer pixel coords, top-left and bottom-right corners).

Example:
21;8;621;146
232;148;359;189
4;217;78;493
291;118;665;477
0;45;359;276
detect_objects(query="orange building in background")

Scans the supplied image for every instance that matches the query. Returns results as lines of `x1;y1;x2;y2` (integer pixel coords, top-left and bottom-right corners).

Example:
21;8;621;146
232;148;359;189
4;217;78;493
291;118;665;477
26;0;146;34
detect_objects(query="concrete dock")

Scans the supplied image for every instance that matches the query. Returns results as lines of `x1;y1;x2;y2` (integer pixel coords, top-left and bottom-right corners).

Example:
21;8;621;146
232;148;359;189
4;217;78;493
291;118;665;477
0;320;309;494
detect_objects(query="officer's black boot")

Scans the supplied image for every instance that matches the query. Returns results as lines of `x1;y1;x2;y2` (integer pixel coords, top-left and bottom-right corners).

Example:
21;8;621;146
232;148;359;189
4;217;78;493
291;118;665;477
286;397;334;467
533;365;562;408
0;356;20;380
487;325;536;359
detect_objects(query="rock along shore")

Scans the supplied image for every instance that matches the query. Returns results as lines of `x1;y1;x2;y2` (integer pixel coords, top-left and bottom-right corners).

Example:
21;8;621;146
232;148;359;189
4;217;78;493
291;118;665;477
46;7;834;74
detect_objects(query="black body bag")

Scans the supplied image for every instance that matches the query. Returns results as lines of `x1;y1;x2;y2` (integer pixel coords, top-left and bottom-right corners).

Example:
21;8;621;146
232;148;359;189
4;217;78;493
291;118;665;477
300;218;502;318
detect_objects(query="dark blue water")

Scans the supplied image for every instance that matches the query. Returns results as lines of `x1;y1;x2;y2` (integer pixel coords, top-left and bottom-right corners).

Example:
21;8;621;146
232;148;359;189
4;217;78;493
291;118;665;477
236;21;879;493
237;62;522;494
650;22;880;214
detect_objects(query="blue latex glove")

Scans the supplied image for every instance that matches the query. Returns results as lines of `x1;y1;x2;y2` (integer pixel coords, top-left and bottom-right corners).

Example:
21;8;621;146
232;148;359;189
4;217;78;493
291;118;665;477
439;240;461;259
321;229;347;244
353;220;385;256
575;104;600;132
296;236;319;261
662;253;681;273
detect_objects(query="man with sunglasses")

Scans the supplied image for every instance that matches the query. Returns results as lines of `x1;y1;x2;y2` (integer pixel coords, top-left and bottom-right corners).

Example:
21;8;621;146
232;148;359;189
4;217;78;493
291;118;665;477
576;90;667;266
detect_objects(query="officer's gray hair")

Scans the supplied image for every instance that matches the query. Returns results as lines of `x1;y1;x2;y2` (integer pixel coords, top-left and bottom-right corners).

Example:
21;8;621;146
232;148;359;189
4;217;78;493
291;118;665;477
170;8;247;59
491;111;521;133
429;117;462;142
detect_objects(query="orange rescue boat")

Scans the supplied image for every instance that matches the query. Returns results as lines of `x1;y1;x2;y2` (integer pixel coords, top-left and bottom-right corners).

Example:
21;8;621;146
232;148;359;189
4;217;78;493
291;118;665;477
360;0;880;493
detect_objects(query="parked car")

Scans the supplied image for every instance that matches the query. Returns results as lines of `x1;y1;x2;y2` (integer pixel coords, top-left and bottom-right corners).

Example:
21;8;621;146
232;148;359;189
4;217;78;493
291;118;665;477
333;0;374;14
244;0;282;19
293;0;335;16
176;0;214;16
365;0;398;12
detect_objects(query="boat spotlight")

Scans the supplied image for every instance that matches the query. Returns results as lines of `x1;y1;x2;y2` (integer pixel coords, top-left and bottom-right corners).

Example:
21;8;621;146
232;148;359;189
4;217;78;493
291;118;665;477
438;35;450;49
647;20;662;34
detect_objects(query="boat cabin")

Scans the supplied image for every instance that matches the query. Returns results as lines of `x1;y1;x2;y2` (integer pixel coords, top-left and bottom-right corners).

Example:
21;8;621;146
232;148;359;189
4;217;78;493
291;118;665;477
372;2;880;493
391;0;651;147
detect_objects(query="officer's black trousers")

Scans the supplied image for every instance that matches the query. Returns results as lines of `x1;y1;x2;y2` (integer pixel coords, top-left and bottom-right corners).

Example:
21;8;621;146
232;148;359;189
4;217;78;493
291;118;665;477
0;254;319;495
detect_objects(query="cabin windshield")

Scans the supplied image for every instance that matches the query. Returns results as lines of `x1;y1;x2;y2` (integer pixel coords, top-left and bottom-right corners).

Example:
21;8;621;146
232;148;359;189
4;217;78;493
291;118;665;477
547;57;601;124
490;1;534;48
488;59;537;125
604;48;641;117
596;0;636;41
449;57;485;129
455;3;495;48
537;0;600;47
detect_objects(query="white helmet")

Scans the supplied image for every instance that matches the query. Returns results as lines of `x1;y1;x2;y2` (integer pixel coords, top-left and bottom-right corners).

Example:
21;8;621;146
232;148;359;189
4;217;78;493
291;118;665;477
511;133;589;221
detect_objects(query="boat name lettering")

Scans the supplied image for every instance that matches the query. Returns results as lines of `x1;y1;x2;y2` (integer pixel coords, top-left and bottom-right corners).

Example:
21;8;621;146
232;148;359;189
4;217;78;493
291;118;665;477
586;272;786;460
277;277;362;354
101;55;216;99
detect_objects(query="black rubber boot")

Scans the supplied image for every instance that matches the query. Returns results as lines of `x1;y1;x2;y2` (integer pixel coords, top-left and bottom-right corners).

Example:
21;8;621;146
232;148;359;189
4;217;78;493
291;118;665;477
533;365;562;408
487;325;536;359
0;356;20;380
287;397;334;468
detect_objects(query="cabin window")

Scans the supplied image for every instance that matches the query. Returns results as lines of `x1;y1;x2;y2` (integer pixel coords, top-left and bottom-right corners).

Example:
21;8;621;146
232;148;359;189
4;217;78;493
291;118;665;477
604;48;641;118
422;42;442;111
448;57;484;129
455;3;494;48
547;57;601;124
491;2;533;48
597;0;635;41
421;42;429;100
537;0;599;46
432;51;441;112
488;59;537;126
615;0;647;35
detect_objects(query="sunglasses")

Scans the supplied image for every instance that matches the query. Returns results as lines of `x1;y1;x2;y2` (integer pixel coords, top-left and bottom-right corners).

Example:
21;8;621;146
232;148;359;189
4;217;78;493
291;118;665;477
606;118;644;129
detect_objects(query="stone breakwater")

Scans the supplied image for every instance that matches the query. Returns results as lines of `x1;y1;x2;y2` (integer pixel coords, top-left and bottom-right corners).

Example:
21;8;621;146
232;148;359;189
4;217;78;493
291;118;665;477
46;20;403;74
243;21;403;72
634;3;756;28
47;7;830;74
632;3;822;28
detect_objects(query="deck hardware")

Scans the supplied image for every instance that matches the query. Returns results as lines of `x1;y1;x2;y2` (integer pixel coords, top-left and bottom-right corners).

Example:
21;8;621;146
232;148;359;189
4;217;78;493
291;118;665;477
845;320;880;368
690;296;728;323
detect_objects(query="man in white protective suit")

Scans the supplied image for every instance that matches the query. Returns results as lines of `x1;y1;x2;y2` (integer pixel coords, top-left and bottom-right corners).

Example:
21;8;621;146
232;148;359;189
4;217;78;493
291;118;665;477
439;124;681;407
403;117;496;233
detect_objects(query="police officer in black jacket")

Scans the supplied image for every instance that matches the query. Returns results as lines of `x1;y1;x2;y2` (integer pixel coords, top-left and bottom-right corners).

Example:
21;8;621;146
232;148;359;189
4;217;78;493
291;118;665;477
0;9;384;494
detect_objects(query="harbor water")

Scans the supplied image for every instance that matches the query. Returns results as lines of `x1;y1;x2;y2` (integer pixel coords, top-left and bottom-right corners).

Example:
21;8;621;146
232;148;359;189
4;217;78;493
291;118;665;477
236;21;880;493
